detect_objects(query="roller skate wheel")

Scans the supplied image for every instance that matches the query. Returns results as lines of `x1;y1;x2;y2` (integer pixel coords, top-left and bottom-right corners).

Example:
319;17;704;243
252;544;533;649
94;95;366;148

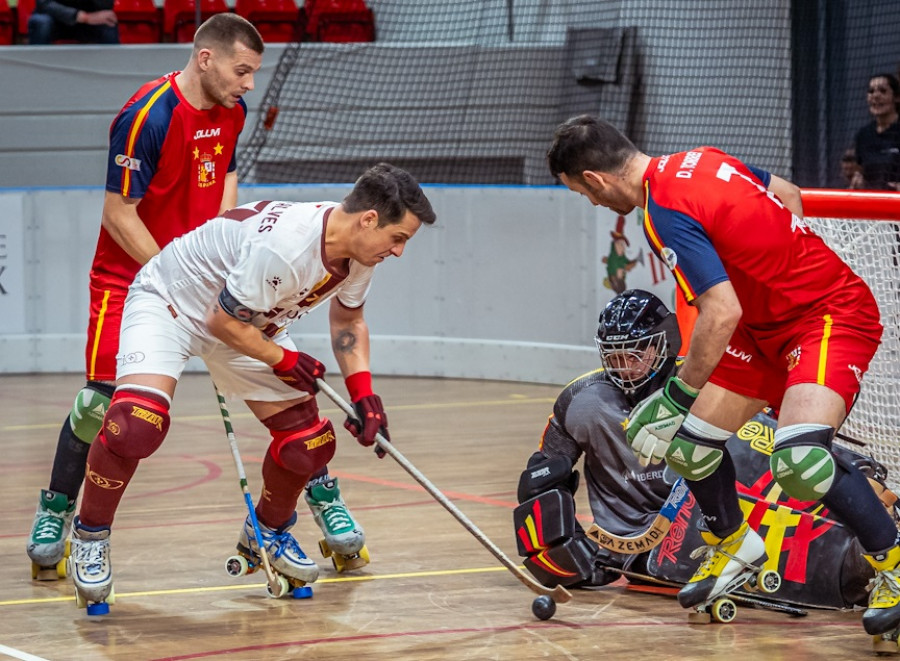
86;602;110;616
266;574;290;599
318;539;333;559
336;545;371;573
226;554;250;577
710;598;737;624
56;556;68;579
75;590;86;609
756;569;781;594
292;585;314;599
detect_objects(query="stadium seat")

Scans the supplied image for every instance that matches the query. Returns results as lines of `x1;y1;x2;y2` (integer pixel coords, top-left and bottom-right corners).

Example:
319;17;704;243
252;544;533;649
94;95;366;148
234;0;298;43
163;0;229;43
115;0;162;43
302;0;374;43
0;0;13;44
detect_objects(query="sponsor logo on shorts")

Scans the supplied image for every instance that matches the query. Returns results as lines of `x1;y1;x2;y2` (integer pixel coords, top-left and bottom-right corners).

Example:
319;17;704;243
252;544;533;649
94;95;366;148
786;345;801;371
115;154;142;171
119;351;146;366
86;462;125;490
131;405;164;431
849;364;863;382
726;344;752;363
304;429;335;450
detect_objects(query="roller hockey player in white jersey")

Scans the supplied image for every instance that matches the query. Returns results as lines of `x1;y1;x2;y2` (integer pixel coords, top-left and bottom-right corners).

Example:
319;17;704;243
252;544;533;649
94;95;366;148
66;163;436;609
515;290;891;614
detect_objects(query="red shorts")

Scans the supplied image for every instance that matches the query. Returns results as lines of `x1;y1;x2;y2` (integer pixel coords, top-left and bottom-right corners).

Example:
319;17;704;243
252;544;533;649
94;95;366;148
707;311;882;413
84;280;128;381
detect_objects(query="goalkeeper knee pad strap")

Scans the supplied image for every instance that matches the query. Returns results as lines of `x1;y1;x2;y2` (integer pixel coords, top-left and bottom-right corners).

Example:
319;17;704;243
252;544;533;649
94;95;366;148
770;424;836;501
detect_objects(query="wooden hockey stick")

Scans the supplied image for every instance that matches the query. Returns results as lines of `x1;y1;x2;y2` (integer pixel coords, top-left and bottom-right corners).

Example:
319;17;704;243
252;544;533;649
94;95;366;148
215;385;286;598
317;378;572;604
585;477;690;554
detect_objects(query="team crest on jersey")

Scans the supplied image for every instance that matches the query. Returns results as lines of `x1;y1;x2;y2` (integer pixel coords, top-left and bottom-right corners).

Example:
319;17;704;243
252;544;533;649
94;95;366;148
660;246;677;270
786;345;802;371
197;152;216;188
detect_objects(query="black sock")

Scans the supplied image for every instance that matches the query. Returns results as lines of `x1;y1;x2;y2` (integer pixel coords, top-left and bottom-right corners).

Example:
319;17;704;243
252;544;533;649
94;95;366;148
823;461;898;552
47;414;90;502
686;448;744;538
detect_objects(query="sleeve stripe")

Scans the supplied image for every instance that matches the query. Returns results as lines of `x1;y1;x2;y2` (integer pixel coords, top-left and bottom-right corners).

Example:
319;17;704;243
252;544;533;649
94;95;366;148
121;81;172;197
642;181;698;302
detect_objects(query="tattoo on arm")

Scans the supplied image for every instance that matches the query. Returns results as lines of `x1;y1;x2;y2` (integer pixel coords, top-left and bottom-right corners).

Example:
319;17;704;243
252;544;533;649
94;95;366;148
333;330;357;354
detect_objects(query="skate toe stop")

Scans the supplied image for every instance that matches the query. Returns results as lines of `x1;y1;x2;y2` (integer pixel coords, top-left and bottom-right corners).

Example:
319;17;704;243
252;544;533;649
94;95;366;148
292;585;314;599
86;602;110;616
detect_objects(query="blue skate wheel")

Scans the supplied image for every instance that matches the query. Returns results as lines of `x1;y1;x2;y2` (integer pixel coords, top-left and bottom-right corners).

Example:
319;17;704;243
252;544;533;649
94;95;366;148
292;585;313;599
86;602;110;616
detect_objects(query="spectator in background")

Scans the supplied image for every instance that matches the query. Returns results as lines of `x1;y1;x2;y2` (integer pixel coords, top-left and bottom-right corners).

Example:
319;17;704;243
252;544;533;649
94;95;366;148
853;73;900;190
28;0;119;44
841;147;863;189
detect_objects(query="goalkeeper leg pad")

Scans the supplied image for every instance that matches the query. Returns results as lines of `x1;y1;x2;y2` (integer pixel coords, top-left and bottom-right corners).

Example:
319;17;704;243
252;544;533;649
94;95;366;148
517;452;579;503
770;425;836;501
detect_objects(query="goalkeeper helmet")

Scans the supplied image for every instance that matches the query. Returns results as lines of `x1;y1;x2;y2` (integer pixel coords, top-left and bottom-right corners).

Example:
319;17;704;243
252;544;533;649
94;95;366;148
596;289;681;395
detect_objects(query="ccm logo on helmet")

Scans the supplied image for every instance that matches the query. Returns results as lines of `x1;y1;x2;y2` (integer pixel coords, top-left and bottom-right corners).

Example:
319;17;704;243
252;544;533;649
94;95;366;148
115;154;142;171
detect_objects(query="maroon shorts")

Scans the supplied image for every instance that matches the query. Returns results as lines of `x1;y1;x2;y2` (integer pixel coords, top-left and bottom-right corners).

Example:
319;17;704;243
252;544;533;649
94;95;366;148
708;311;882;413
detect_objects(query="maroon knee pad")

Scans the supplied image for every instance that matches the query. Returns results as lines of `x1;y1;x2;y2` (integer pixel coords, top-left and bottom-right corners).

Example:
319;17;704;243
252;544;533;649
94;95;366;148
268;418;337;477
98;388;171;459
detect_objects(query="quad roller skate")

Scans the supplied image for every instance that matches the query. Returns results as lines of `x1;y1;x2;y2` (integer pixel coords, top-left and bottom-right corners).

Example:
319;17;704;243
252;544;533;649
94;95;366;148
226;512;317;599
68;517;115;615
27;489;75;580
861;545;900;655
305;478;370;572
679;521;781;624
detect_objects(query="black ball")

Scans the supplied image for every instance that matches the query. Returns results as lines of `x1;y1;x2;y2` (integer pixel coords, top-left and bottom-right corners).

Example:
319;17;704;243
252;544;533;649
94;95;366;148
531;595;556;620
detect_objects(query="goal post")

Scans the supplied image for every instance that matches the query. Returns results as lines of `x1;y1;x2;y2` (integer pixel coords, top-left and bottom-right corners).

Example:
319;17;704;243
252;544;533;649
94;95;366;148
801;189;900;489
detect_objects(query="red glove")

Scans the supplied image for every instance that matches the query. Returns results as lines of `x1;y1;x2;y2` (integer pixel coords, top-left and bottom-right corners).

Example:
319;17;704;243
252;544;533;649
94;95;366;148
272;349;324;395
343;371;390;456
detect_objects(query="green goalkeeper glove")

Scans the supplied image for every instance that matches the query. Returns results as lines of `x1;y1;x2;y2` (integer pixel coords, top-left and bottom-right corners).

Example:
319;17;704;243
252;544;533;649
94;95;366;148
625;376;699;466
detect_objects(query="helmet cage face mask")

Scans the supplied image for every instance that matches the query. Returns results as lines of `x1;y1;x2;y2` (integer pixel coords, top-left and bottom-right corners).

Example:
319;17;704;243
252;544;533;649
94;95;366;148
595;330;668;394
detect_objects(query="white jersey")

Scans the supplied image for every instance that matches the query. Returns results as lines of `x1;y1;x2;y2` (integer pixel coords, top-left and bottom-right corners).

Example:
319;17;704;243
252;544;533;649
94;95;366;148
133;200;375;336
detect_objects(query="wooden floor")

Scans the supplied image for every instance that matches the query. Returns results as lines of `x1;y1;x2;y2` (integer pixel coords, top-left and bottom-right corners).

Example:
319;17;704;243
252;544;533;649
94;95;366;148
0;373;879;660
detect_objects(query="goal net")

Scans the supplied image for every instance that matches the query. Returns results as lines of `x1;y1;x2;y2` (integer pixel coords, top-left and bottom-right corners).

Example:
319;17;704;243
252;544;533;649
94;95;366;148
804;190;900;489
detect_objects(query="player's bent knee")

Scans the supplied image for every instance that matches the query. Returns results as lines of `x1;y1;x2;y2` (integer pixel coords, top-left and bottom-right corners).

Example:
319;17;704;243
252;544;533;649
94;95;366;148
269;418;336;477
69;382;115;444
99;388;171;459
664;429;724;480
516;452;579;503
770;425;837;501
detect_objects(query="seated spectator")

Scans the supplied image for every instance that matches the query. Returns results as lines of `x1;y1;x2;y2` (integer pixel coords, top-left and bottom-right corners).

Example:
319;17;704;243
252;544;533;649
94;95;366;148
28;0;119;44
853;73;900;190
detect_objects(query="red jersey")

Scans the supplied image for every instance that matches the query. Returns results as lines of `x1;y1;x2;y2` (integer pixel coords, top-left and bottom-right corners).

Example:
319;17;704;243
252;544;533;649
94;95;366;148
92;72;247;286
641;147;880;333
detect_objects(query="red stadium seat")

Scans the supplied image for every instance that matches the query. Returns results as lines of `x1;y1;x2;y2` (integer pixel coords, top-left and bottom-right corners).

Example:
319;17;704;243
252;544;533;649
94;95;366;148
114;0;162;43
0;0;13;44
302;0;374;43
235;0;298;43
163;0;229;43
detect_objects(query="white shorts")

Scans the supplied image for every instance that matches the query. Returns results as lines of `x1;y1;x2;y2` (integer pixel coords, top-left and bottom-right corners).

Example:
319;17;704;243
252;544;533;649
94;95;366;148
117;288;305;403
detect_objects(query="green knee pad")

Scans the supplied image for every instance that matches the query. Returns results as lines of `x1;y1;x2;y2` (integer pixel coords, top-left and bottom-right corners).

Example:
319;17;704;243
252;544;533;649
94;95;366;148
770;444;836;501
68;387;111;444
665;435;724;481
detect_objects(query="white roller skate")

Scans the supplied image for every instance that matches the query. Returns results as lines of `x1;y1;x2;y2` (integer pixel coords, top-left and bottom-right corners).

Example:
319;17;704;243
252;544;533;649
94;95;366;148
226;512;318;598
27;489;75;580
678;521;781;623
68;517;115;615
305;478;370;572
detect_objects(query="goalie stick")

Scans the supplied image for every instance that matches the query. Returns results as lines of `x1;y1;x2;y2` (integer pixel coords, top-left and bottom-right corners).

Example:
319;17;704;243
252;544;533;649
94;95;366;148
585;477;690;554
317;378;572;604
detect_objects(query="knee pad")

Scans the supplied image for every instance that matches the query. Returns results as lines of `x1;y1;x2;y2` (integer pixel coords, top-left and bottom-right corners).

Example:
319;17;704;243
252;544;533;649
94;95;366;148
69;382;115;444
269;418;337;477
514;488;596;588
664;428;724;480
261;398;320;431
770;425;836;501
99;388;171;459
516;452;579;503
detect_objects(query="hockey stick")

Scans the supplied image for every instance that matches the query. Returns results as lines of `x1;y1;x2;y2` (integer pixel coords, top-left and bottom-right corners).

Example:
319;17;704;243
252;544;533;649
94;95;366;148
214;385;286;598
316;378;572;604
585;477;690;554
